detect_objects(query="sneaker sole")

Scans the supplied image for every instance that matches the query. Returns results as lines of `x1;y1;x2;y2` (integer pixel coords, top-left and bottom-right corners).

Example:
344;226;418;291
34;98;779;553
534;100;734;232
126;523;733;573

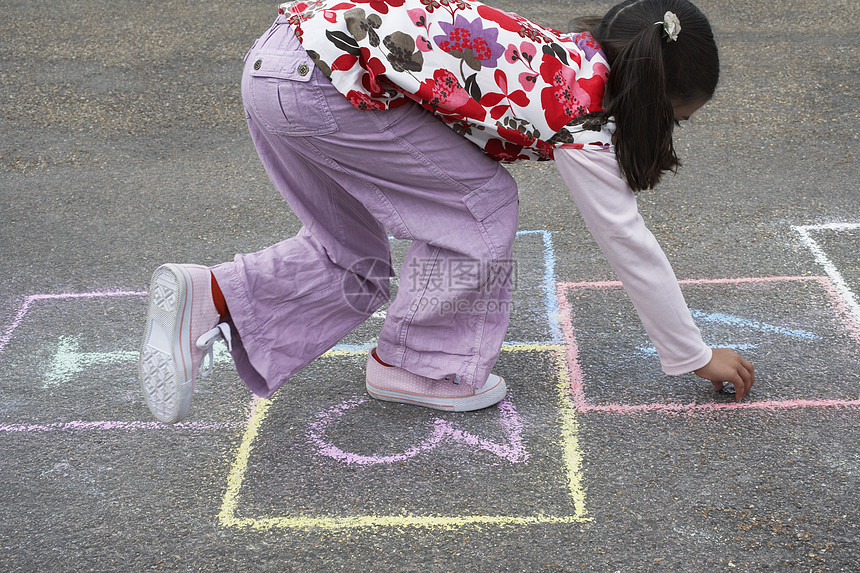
138;264;194;423
366;376;508;412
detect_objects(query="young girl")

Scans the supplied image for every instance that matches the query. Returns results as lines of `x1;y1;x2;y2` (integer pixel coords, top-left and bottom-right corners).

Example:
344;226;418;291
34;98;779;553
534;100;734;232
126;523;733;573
139;0;754;423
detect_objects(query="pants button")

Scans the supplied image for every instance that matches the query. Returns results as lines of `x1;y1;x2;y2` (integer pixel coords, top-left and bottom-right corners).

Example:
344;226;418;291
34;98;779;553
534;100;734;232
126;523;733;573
298;63;309;76
253;59;262;70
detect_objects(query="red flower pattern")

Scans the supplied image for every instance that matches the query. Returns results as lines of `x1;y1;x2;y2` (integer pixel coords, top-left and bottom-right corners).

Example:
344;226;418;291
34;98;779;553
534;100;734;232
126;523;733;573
480;69;530;120
475;4;552;43
483;138;529;161
415;69;486;120
538;53;606;132
347;90;387;110
352;0;405;14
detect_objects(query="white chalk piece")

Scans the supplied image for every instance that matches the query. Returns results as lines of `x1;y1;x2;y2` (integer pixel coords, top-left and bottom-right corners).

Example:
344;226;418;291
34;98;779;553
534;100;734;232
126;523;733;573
721;381;737;395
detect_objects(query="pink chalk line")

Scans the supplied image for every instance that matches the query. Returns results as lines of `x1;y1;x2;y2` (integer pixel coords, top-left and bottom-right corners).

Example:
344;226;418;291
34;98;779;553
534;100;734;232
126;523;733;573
564;275;824;289
0;290;147;357
557;276;860;415
570;398;860;415
1;397;264;433
306;395;528;466
0;420;245;433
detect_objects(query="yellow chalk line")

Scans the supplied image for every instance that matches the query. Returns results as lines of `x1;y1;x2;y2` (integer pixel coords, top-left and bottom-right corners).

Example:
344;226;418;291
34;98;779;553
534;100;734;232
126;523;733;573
218;343;590;530
224;512;585;532
218;396;273;528
550;346;589;521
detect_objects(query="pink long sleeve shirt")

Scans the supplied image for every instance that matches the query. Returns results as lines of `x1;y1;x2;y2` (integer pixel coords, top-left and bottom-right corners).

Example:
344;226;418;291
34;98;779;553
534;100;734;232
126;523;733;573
555;149;712;374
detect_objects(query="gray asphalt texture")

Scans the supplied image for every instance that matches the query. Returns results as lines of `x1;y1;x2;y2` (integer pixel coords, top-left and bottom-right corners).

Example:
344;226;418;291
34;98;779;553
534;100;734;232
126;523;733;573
1;0;858;571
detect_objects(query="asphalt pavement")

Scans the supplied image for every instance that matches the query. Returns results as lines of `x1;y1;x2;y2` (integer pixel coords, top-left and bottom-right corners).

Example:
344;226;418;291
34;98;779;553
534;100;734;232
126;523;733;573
1;0;858;571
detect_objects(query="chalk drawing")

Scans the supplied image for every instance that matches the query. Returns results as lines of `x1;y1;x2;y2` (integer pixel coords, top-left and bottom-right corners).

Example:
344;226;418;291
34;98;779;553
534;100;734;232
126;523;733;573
218;344;591;532
793;222;860;344
0;420;244;433
0;289;237;432
688;309;821;340
633;309;820;359
24;228;858;532
0;290;146;358
0;231;588;531
5;221;859;538
44;336;137;387
43;335;231;387
636;343;757;358
306;395;527;466
560;276;860;415
516;230;564;344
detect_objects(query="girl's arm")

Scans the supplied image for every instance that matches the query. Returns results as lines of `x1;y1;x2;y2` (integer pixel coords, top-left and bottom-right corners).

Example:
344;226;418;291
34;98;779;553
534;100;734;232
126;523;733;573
554;148;754;399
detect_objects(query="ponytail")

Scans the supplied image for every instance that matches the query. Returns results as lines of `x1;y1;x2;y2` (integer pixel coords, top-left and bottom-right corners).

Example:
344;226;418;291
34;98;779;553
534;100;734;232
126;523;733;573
605;22;676;191
586;0;719;191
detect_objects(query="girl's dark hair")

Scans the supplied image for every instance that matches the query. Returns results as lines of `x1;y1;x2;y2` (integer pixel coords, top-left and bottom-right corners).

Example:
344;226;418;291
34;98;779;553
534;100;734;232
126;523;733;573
572;0;719;191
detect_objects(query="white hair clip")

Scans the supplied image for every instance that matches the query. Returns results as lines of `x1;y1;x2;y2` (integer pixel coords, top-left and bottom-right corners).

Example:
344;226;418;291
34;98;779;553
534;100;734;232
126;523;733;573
655;11;681;42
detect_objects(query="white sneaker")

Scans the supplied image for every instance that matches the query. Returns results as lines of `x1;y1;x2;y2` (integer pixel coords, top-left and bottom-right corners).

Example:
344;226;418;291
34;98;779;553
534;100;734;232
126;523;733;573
365;348;507;412
138;264;229;423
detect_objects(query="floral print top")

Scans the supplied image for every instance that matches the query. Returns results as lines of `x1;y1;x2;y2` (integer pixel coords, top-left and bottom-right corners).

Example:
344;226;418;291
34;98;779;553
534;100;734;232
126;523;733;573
277;0;615;162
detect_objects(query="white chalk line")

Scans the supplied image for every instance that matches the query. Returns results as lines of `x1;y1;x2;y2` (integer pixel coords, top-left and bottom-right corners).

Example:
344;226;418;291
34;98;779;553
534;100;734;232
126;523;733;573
792;222;860;330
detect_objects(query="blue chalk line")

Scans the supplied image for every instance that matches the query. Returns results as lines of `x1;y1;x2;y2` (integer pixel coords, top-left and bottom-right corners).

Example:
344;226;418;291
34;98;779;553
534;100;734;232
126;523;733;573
635;343;758;358
516;230;563;343
689;310;820;340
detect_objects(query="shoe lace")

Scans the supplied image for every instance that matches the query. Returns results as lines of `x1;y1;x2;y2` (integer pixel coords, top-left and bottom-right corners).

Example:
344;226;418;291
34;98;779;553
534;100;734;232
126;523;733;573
195;322;233;378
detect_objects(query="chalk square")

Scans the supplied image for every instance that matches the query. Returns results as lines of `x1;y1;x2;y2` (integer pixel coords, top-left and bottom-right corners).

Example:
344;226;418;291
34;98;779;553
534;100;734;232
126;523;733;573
561;276;860;413
219;345;590;531
0;292;247;426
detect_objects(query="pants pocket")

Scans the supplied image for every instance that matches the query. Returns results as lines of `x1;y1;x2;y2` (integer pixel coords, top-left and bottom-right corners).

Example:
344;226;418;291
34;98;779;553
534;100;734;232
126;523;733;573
461;165;519;221
245;49;338;137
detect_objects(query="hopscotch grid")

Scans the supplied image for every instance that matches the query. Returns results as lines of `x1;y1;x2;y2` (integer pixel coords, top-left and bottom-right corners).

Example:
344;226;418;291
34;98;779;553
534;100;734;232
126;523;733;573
3;227;856;533
5;228;858;532
560;275;860;414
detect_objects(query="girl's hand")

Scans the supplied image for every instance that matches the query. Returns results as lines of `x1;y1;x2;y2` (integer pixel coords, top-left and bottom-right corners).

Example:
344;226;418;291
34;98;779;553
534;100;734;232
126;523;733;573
694;348;755;401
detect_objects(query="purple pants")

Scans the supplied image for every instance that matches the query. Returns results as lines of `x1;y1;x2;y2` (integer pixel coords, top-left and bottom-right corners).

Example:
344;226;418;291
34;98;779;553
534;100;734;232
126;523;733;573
212;17;519;398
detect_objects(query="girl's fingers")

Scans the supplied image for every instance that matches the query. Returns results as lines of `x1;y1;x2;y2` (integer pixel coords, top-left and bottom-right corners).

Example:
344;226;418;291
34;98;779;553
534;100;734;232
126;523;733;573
734;360;755;401
742;358;755;385
734;376;747;401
